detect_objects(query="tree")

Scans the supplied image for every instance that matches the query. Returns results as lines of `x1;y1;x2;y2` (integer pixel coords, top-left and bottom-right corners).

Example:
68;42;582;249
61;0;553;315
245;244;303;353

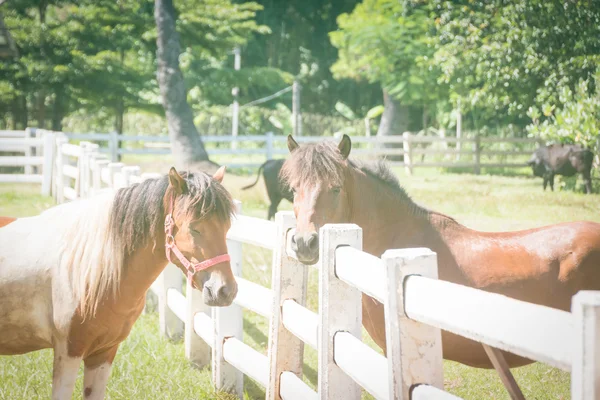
527;75;600;150
155;0;213;170
239;0;381;117
154;0;266;171
432;0;600;124
330;0;444;138
0;0;157;132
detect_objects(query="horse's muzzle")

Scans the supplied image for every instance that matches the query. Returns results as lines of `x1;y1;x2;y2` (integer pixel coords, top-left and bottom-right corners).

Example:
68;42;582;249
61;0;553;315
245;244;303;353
291;231;319;265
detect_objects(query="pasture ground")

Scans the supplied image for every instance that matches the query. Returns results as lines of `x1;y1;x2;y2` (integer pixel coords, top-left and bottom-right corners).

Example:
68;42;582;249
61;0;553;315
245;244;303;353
1;166;599;400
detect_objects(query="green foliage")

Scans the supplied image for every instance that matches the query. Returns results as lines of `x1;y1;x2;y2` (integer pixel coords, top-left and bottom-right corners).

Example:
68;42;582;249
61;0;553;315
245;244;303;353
527;76;600;149
239;0;382;116
330;0;443;106
0;0;268;131
192;104;368;137
432;0;600;121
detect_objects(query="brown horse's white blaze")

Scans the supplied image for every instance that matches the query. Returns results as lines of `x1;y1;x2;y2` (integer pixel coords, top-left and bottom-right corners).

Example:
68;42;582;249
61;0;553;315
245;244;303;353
281;134;600;369
0;166;237;399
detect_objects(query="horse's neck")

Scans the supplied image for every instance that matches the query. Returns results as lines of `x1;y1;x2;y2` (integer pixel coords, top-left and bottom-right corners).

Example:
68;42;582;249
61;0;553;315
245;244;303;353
348;170;464;258
109;244;168;315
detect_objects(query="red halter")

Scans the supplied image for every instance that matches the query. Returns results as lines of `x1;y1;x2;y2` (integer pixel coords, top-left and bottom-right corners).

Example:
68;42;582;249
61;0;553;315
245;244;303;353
164;192;230;282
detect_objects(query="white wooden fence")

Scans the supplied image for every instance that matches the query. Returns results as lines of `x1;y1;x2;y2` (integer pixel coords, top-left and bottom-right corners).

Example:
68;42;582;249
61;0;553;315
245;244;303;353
61;130;539;173
7;133;599;399
0;129;55;194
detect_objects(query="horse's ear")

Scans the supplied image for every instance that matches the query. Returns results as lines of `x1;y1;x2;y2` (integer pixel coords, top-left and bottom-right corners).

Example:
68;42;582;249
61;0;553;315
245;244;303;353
213;166;226;183
338;134;352;160
287;135;299;153
168;167;187;195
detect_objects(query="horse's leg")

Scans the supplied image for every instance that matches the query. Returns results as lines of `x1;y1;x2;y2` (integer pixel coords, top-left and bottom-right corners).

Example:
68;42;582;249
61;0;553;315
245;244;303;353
361;294;387;354
543;175;548;190
583;172;592;194
549;173;555;191
267;196;282;221
82;345;119;400
482;344;525;400
52;341;82;400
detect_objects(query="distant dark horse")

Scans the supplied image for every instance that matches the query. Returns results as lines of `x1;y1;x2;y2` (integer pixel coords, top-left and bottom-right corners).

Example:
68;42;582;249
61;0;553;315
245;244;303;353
242;159;293;220
528;144;594;194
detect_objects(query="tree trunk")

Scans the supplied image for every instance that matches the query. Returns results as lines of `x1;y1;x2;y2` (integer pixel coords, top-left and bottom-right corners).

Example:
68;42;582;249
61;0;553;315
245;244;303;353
51;88;65;131
13;95;28;129
114;49;125;161
376;89;409;160
154;0;217;172
36;91;46;129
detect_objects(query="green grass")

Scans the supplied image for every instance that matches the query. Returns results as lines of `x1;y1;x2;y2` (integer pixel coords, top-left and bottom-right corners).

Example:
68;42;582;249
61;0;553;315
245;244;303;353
1;168;599;399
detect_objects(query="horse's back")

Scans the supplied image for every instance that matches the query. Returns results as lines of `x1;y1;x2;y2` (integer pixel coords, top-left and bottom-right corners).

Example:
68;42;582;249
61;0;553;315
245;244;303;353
468;221;600;307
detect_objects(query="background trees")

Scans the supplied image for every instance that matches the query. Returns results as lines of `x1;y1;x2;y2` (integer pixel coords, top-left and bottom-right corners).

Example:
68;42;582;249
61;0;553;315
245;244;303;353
0;0;598;151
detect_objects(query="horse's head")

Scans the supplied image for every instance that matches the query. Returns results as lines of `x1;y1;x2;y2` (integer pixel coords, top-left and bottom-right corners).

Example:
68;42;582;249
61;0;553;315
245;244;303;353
281;134;353;265
165;167;238;306
527;151;545;177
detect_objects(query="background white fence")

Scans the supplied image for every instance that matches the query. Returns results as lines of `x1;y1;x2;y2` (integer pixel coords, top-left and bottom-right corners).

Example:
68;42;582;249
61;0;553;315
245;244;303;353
2;134;598;399
3;128;542;173
0;129;55;194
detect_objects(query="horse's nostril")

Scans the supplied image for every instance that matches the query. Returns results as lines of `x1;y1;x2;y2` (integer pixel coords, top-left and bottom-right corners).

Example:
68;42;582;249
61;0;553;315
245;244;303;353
203;284;214;299
307;233;318;252
291;235;299;251
217;285;229;299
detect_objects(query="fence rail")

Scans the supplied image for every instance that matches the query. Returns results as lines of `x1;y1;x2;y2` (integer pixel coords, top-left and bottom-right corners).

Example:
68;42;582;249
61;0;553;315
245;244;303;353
58;130;539;173
0;129;55;194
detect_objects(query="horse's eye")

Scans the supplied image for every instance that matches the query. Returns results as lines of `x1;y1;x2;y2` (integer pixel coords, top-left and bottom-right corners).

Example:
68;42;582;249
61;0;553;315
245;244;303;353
332;187;341;194
191;228;202;236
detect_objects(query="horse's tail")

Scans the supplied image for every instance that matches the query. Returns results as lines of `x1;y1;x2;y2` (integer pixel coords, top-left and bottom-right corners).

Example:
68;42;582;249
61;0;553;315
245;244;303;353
242;160;268;190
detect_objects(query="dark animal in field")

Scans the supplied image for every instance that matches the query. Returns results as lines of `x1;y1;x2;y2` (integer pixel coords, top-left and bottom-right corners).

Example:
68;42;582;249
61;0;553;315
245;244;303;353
242;159;293;220
528;144;594;194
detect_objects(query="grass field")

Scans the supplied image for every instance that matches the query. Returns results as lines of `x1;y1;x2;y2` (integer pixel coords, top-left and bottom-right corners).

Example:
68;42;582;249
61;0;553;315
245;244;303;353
1;166;599;400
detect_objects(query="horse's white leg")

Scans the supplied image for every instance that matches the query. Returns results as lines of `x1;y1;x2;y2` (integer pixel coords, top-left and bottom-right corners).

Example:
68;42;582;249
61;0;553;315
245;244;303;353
82;346;119;400
52;342;82;400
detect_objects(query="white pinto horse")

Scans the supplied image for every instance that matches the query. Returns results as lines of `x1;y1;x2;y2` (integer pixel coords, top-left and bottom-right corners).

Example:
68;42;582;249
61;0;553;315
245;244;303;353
0;167;238;399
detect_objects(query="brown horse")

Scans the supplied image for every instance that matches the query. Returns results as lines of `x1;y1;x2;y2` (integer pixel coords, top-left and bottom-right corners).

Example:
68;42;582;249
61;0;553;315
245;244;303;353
281;134;600;369
0;167;237;399
0;216;16;227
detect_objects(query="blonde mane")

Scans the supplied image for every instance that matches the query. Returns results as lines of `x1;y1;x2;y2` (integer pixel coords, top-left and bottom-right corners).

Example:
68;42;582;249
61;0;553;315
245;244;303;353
53;191;124;320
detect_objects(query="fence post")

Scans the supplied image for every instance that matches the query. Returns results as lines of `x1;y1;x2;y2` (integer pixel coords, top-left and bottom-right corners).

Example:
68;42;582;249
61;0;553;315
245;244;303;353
158;264;184;339
81;142;99;198
474;135;481;175
382;248;444;399
212;200;244;397
41;131;55;197
55;136;68;204
266;211;308;400
318;224;363;400
185;268;212;369
92;158;110;194
108;162;124;189
292;81;302;136
109;130;119;162
403;132;413;176
266;131;274;161
122;166;141;187
571;291;600;400
24;127;34;175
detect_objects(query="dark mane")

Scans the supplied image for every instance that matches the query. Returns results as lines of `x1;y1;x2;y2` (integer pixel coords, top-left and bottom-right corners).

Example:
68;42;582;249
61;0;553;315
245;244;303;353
353;160;411;199
280;139;410;199
280;140;346;189
109;171;235;257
